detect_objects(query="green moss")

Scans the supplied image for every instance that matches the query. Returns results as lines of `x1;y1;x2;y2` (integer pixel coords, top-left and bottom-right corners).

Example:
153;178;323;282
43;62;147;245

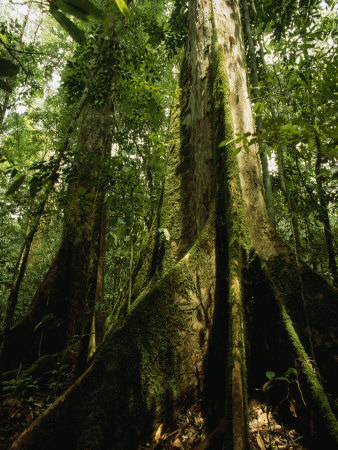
63;219;216;449
278;300;338;443
262;252;338;396
211;40;250;447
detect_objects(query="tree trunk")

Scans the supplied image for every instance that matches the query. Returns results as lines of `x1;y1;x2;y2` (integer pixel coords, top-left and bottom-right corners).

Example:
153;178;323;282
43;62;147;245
314;134;337;284
276;148;303;258
245;0;302;258
0;87;89;371
11;0;338;448
241;0;275;226
1;100;112;371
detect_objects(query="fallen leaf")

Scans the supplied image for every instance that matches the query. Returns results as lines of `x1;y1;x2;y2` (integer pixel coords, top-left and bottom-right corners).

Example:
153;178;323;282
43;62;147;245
290;401;297;418
172;438;182;448
154;423;163;443
256;432;266;450
257;412;268;425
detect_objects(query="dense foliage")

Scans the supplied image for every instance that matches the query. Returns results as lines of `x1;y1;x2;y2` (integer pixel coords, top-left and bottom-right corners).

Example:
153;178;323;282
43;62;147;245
0;0;336;331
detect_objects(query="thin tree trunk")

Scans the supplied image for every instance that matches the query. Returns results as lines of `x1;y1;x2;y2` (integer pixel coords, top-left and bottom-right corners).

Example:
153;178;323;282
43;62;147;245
302;50;337;282
249;0;303;258
314;134;337;283
128;187;135;311
276;149;303;257
0;93;10;129
74;189;107;377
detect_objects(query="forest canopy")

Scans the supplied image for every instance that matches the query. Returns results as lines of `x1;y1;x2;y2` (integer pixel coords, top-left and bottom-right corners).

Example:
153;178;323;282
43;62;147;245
0;0;337;448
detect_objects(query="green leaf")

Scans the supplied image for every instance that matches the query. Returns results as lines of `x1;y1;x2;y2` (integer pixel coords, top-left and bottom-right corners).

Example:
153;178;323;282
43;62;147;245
274;376;290;383
297;71;308;85
266;371;275;381
5;174;26;196
284;367;297;379
50;5;87;46
0;58;20;77
2;385;14;391
114;0;132;20
0;79;13;92
279;123;299;136
218;138;234;148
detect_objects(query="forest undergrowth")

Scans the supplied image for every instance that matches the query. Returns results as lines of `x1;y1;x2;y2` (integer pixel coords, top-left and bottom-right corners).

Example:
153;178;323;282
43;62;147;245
0;362;72;448
0;367;310;449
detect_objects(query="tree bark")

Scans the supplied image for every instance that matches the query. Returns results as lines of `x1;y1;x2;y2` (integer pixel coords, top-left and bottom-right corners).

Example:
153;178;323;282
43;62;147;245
0;87;89;371
314;134;337;284
1;100;113;371
241;0;275;226
11;0;338;448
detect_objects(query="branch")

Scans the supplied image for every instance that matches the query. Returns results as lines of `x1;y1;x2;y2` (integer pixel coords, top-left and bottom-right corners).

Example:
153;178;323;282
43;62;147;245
294;154;320;210
0;37;29;77
2;46;46;55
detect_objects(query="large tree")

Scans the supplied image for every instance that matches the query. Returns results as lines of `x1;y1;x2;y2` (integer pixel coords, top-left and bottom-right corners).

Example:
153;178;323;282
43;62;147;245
10;0;338;448
0;34;115;370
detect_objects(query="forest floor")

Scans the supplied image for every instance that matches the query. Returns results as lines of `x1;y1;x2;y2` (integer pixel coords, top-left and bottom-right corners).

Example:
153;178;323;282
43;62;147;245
0;362;72;448
1;368;307;449
141;399;307;449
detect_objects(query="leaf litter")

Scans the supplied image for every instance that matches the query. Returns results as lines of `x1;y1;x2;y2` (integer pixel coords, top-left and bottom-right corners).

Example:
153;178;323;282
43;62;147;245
140;398;307;449
0;366;72;449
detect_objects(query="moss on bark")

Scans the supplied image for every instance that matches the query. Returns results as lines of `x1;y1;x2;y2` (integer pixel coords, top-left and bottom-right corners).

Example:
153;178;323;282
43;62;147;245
1;102;112;371
12;215;218;449
212;38;250;449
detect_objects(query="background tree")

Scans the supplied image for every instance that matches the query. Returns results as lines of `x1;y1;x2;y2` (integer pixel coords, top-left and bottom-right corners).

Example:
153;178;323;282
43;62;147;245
0;0;178;371
246;0;337;281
